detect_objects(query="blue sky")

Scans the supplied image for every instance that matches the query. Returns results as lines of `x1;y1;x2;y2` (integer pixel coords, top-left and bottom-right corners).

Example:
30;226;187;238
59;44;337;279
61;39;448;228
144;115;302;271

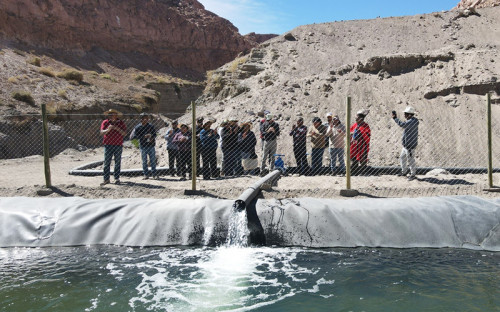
198;0;460;35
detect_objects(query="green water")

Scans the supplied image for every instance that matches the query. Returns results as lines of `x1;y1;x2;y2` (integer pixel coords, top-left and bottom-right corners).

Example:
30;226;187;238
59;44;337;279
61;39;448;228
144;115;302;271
0;246;498;312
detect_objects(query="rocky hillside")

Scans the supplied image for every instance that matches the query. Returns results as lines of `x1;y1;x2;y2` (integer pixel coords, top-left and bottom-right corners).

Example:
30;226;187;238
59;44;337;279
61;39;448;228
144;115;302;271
0;0;254;78
191;6;500;168
456;0;500;9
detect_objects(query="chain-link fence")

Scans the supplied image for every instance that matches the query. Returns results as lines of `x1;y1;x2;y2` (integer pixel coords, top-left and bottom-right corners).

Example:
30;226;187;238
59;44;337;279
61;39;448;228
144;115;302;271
0;101;498;199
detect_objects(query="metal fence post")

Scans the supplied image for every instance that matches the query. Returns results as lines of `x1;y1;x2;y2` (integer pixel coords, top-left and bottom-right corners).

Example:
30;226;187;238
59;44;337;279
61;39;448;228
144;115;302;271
41;103;52;188
487;93;493;188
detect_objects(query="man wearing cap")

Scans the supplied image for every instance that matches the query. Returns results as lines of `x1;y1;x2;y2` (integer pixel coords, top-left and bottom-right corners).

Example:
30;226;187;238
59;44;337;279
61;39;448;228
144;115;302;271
308;117;327;175
131;113;157;179
326;115;346;175
392;106;419;181
289;117;309;175
350;109;371;175
260;114;280;174
165;120;180;176
100;109;127;185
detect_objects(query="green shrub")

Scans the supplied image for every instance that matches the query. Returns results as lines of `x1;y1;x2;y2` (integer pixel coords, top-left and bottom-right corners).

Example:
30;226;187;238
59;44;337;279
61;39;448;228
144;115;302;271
57;69;83;82
12;91;35;106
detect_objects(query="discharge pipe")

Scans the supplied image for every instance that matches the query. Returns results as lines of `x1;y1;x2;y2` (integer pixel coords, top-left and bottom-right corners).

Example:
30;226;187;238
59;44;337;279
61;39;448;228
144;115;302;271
232;169;281;212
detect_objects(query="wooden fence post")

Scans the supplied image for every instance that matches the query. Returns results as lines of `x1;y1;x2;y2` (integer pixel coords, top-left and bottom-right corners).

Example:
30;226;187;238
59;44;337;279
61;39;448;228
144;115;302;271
41;103;52;188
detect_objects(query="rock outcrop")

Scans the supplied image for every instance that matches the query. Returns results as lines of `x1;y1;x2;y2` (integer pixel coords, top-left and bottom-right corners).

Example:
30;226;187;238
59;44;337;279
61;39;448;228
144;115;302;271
455;0;500;9
0;0;254;77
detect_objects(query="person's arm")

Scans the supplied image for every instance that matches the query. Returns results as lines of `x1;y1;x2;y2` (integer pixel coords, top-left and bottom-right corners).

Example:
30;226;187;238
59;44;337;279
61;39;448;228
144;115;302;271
275;123;280;136
115;121;127;136
100;120;110;135
151;125;157;139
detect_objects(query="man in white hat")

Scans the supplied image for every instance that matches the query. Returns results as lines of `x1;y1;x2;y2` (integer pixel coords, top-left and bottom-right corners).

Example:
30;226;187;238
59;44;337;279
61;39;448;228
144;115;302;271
260;113;280;174
100;109;127;185
392;106;419;181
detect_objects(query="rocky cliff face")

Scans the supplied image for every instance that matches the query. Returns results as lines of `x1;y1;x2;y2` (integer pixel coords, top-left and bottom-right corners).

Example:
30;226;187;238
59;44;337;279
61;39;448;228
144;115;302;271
0;0;254;77
455;0;500;9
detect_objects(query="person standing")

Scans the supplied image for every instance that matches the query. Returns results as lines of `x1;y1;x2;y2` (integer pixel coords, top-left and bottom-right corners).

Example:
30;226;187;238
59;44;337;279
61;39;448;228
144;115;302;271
392;106;419;181
238;122;258;175
131;113;157;179
200;119;219;180
173;124;192;180
308;117;327;175
326;115;346;175
165;120;180;176
195;117;204;176
289;117;309;175
221;118;239;176
350;109;371;175
260;114;280;174
100;109;127;185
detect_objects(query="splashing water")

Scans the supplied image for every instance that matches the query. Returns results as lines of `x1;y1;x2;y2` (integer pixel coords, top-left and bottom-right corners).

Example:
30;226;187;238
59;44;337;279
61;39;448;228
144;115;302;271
225;208;250;247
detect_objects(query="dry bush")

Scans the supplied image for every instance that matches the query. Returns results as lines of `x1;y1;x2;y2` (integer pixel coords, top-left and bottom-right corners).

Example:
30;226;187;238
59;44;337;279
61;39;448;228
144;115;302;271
39;67;56;77
12;90;35;106
57;69;84;82
27;57;41;67
58;89;68;99
134;74;145;81
7;76;19;83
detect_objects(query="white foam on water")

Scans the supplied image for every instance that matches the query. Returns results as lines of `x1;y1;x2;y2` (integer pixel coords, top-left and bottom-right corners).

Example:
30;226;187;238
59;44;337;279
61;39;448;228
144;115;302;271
124;247;339;312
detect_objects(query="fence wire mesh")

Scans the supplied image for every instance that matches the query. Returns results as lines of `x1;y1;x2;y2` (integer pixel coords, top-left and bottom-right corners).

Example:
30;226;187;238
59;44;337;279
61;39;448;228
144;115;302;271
0;109;498;199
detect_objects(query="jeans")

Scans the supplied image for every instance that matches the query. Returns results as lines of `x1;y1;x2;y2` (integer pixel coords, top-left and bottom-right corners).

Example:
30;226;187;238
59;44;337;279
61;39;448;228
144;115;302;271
223;149;238;176
293;145;309;175
103;145;123;181
202;147;218;178
141;146;157;177
261;139;277;170
167;148;178;175
311;148;325;175
177;150;192;178
329;147;345;173
400;147;416;176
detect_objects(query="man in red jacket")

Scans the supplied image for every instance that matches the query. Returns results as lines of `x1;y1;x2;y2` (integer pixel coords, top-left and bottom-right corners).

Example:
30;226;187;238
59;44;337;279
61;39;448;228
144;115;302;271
100;109;127;185
350;109;371;175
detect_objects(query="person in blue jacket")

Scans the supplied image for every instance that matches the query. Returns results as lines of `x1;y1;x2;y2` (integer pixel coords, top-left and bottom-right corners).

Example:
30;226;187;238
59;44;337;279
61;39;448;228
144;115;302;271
131;113;157;179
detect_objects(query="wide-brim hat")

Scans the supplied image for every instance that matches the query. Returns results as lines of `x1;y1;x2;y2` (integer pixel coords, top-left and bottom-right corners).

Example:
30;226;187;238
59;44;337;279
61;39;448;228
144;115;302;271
104;109;123;117
179;123;189;129
403;106;416;114
240;122;252;128
356;109;369;117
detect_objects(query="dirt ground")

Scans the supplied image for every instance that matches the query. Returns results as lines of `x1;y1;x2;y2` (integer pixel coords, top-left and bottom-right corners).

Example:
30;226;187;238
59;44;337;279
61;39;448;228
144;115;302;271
0;147;498;200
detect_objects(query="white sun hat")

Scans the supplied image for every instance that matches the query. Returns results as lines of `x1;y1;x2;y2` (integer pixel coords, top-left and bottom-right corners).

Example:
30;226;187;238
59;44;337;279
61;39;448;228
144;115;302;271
403;106;416;114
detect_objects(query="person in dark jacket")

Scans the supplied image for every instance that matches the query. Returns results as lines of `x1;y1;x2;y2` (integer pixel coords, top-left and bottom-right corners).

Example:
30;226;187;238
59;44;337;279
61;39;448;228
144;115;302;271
392;106;419;181
200;119;219;180
195;117;204;176
164;120;180;176
238;122;258;175
221;118;239;176
131;113;157;179
289;117;309;175
173;124;192;180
